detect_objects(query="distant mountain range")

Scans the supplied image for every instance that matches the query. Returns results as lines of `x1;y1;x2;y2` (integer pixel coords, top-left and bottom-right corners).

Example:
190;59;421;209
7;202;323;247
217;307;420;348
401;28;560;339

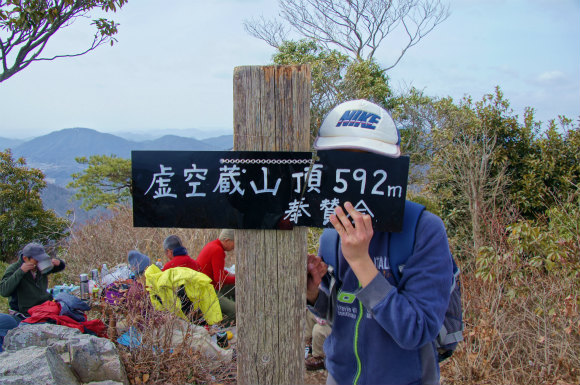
1;127;233;186
0;137;24;149
112;127;233;142
0;127;233;224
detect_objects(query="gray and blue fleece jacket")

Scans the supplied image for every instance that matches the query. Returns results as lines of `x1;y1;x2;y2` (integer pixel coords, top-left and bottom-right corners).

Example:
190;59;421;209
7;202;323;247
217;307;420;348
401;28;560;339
309;211;452;385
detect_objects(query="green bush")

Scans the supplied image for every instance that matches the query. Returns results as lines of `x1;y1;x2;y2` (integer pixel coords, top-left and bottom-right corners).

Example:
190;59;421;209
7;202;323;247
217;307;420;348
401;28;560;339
0;261;9;313
477;195;580;280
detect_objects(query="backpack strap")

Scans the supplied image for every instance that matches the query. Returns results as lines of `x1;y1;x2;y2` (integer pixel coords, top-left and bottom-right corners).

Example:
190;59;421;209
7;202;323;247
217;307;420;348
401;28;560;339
317;228;340;326
389;200;426;283
319;228;340;272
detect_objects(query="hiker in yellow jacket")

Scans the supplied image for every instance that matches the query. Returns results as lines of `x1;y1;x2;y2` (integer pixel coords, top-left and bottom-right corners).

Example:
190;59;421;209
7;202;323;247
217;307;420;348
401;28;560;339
144;265;222;325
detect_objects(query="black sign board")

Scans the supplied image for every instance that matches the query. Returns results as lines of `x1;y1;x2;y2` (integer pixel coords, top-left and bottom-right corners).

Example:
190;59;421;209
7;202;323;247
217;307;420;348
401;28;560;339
132;150;409;231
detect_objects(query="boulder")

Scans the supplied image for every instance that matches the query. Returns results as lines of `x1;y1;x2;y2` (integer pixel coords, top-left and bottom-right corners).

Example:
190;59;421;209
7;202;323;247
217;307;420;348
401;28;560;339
2;322;79;352
2;323;128;385
69;334;127;384
0;346;80;385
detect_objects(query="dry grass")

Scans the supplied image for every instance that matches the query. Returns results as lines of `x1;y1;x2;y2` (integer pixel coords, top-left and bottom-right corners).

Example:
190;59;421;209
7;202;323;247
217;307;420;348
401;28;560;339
441;196;580;384
61;205;221;282
91;283;236;385
442;263;579;385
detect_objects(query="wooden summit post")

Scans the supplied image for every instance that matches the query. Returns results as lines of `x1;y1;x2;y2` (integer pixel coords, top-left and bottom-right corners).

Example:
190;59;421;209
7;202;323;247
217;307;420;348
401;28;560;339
233;65;311;384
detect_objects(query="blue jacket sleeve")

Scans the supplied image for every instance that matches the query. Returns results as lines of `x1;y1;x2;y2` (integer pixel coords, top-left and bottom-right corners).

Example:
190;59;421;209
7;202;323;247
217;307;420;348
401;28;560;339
356;211;453;350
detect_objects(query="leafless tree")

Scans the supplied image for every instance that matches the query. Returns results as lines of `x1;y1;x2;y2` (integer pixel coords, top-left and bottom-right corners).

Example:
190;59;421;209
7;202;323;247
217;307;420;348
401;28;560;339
245;0;449;67
433;102;509;253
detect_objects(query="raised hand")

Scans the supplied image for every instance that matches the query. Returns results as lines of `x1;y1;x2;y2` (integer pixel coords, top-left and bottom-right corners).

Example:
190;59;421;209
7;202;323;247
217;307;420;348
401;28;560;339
20;260;37;272
329;201;377;288
307;253;327;303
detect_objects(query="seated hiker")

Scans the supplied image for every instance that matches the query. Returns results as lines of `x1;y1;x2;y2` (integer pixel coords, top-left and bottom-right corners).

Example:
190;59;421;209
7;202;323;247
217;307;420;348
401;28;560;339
304;309;331;371
196;229;236;325
0;243;66;351
159;235;209;320
102;250;158;336
144;265;222;326
123;250;170;329
126;250;155;316
161;235;201;272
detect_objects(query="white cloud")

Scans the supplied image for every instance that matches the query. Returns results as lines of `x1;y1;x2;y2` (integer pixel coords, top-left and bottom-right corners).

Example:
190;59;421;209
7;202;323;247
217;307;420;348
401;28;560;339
535;71;566;85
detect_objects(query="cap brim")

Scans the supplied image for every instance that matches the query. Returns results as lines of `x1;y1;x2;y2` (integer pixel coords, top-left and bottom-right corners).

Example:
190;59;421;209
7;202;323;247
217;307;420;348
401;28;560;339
314;136;400;157
36;258;54;274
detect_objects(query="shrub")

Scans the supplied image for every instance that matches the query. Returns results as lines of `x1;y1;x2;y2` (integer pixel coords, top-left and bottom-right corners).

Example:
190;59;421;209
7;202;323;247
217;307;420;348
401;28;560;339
455;194;580;384
477;194;580;280
0;261;9;313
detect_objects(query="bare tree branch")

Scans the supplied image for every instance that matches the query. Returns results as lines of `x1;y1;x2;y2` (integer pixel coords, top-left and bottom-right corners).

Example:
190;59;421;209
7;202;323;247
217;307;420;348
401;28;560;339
243;15;289;48
34;33;105;61
245;0;449;65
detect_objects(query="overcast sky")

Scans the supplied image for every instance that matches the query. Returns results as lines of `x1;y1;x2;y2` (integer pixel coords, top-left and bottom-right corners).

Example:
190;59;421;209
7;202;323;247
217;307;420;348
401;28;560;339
0;0;578;139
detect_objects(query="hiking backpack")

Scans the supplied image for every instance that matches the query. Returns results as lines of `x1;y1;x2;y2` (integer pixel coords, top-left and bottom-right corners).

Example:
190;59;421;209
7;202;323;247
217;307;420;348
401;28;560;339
318;200;464;362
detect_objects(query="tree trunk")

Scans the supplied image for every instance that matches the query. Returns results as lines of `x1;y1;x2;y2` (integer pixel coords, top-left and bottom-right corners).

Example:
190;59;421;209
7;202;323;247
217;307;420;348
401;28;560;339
233;65;311;385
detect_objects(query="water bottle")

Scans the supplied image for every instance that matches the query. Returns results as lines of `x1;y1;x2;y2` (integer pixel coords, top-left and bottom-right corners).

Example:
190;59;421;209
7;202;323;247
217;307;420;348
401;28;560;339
155;258;163;269
216;331;229;348
79;274;89;301
101;263;109;284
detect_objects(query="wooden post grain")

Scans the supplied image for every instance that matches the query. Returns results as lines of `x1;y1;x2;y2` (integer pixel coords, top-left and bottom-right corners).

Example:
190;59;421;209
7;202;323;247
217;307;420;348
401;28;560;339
233;65;311;385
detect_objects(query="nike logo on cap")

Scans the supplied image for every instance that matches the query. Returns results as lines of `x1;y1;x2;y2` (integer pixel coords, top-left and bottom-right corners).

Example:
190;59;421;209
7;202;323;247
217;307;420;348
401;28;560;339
336;110;381;129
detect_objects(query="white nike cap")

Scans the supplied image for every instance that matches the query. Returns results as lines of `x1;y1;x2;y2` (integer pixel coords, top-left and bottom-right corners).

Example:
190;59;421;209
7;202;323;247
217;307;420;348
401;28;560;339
314;99;400;157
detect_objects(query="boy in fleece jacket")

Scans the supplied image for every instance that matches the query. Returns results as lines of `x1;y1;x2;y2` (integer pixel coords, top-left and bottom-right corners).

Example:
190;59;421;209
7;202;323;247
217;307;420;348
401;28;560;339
306;100;453;385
